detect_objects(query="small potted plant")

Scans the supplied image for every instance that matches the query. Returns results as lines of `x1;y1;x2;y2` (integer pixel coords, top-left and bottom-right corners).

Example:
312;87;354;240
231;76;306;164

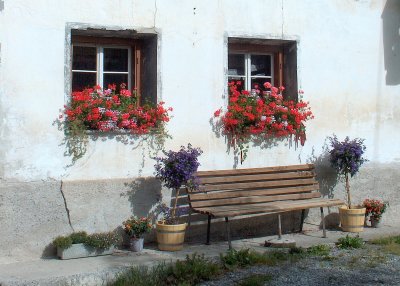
154;144;203;251
123;216;152;252
363;199;389;228
53;231;119;259
328;135;367;232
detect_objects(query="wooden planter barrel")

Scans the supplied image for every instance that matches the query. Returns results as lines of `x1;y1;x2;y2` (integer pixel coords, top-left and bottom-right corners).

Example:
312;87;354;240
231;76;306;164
339;206;366;232
156;222;187;251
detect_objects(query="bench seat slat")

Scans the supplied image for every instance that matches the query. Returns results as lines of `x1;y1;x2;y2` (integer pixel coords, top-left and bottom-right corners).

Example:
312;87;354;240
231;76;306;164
192;198;344;217
196;164;314;177
190;192;321;208
189;185;319;201
198;171;315;184
202;178;317;192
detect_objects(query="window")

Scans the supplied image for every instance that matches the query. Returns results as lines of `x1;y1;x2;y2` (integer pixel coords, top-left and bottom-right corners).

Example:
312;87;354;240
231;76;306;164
72;45;132;92
70;31;158;105
228;38;298;99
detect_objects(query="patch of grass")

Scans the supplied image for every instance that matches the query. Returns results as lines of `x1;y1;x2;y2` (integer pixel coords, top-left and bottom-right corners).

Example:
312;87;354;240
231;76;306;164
172;253;221;285
237;274;272;286
112;254;220;286
113;263;169;286
337;235;363;249
307;244;331;256
220;249;269;269
369;235;400;246
382;242;400;256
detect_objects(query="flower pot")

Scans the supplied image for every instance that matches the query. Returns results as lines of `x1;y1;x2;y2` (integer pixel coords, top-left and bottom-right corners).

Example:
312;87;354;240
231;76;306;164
370;217;381;228
156;222;187;251
129;237;144;252
57;243;114;260
339;206;366;232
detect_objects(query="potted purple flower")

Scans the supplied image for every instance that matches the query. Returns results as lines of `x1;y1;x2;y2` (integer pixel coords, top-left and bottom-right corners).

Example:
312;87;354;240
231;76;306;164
328;135;367;232
154;144;202;251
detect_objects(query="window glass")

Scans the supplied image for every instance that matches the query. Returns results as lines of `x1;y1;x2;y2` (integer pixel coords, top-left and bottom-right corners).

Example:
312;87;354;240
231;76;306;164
250;55;271;76
103;74;129;89
228;54;245;76
104;48;129;72
72;72;97;92
72;46;97;71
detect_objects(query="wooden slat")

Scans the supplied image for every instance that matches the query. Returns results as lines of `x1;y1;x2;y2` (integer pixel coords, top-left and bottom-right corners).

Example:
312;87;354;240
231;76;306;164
198;171;314;185
189;185;318;201
190;192;321;208
202;178;317;192
196;164;314;177
193;198;345;217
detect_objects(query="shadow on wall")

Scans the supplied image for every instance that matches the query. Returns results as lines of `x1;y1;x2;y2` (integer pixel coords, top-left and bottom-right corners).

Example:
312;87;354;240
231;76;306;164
124;177;162;218
306;140;339;199
382;0;400;86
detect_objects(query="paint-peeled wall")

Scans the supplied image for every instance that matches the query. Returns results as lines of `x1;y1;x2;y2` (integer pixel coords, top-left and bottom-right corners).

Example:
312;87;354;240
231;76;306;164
0;0;399;263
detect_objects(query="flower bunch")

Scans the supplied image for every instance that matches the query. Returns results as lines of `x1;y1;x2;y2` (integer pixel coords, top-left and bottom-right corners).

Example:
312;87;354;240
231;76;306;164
123;216;153;238
363;199;389;221
155;144;203;190
328;135;367;208
328;135;367;177
214;81;313;162
63;83;172;134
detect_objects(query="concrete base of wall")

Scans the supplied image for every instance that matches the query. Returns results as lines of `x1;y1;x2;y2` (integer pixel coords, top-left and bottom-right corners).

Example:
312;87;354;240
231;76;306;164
1;163;399;264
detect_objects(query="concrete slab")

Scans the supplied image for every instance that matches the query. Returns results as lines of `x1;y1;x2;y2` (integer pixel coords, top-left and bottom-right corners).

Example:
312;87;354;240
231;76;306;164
0;224;399;286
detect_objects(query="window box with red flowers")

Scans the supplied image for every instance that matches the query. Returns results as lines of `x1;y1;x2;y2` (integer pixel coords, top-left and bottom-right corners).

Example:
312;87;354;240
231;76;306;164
59;84;172;162
213;81;314;163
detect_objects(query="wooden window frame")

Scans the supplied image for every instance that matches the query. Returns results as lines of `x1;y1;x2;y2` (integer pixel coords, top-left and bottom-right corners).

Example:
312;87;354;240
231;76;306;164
229;43;284;88
71;35;142;103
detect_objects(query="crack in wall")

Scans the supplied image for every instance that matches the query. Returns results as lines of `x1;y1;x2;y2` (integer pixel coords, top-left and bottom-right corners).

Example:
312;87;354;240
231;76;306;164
153;0;158;28
60;180;75;231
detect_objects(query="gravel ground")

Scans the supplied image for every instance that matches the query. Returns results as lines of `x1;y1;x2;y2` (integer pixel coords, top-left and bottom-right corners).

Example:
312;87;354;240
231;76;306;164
200;245;400;286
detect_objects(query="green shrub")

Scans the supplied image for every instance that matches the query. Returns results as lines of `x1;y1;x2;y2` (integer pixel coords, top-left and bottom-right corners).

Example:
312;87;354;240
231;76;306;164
52;236;73;249
220;249;269;269
337;235;363;249
85;232;119;249
70;231;88;244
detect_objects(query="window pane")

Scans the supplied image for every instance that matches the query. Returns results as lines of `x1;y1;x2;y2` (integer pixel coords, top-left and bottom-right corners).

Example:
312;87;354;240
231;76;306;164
228;54;245;76
103;73;129;89
251;55;271;76
104;48;129;72
251;78;271;91
72;46;97;71
72;72;96;91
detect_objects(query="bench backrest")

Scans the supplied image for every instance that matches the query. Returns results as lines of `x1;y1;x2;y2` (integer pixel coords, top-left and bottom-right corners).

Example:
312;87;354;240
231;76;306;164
187;164;320;209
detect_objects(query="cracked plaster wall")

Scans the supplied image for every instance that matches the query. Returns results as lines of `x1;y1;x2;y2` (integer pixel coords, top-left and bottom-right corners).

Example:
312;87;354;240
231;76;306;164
1;0;400;262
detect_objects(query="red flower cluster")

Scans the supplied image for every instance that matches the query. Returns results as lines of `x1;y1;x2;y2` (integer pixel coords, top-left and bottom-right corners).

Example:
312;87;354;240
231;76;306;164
214;81;314;160
63;84;172;133
363;199;389;221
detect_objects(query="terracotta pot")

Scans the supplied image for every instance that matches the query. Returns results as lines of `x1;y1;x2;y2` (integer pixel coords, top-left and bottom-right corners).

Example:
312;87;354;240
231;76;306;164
339;206;366;232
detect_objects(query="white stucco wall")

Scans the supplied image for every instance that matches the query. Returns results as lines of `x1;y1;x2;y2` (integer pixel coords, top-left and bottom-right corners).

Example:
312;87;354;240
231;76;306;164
0;0;399;262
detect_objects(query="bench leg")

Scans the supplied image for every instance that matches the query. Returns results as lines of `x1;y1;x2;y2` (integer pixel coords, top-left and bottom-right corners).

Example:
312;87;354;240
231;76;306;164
300;209;306;232
278;214;282;240
225;217;232;250
320;207;327;238
206;215;211;245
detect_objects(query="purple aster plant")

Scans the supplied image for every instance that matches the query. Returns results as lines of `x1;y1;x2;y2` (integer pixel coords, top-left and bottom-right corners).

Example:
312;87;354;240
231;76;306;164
155;144;203;223
328;135;367;208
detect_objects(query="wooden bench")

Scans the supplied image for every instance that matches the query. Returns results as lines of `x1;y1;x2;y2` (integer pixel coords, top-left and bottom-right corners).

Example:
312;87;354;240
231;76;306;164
186;164;344;249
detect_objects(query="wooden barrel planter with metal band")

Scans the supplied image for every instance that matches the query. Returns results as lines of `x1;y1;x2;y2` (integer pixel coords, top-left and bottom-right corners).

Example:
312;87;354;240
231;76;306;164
339;206;366;232
156;222;187;251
